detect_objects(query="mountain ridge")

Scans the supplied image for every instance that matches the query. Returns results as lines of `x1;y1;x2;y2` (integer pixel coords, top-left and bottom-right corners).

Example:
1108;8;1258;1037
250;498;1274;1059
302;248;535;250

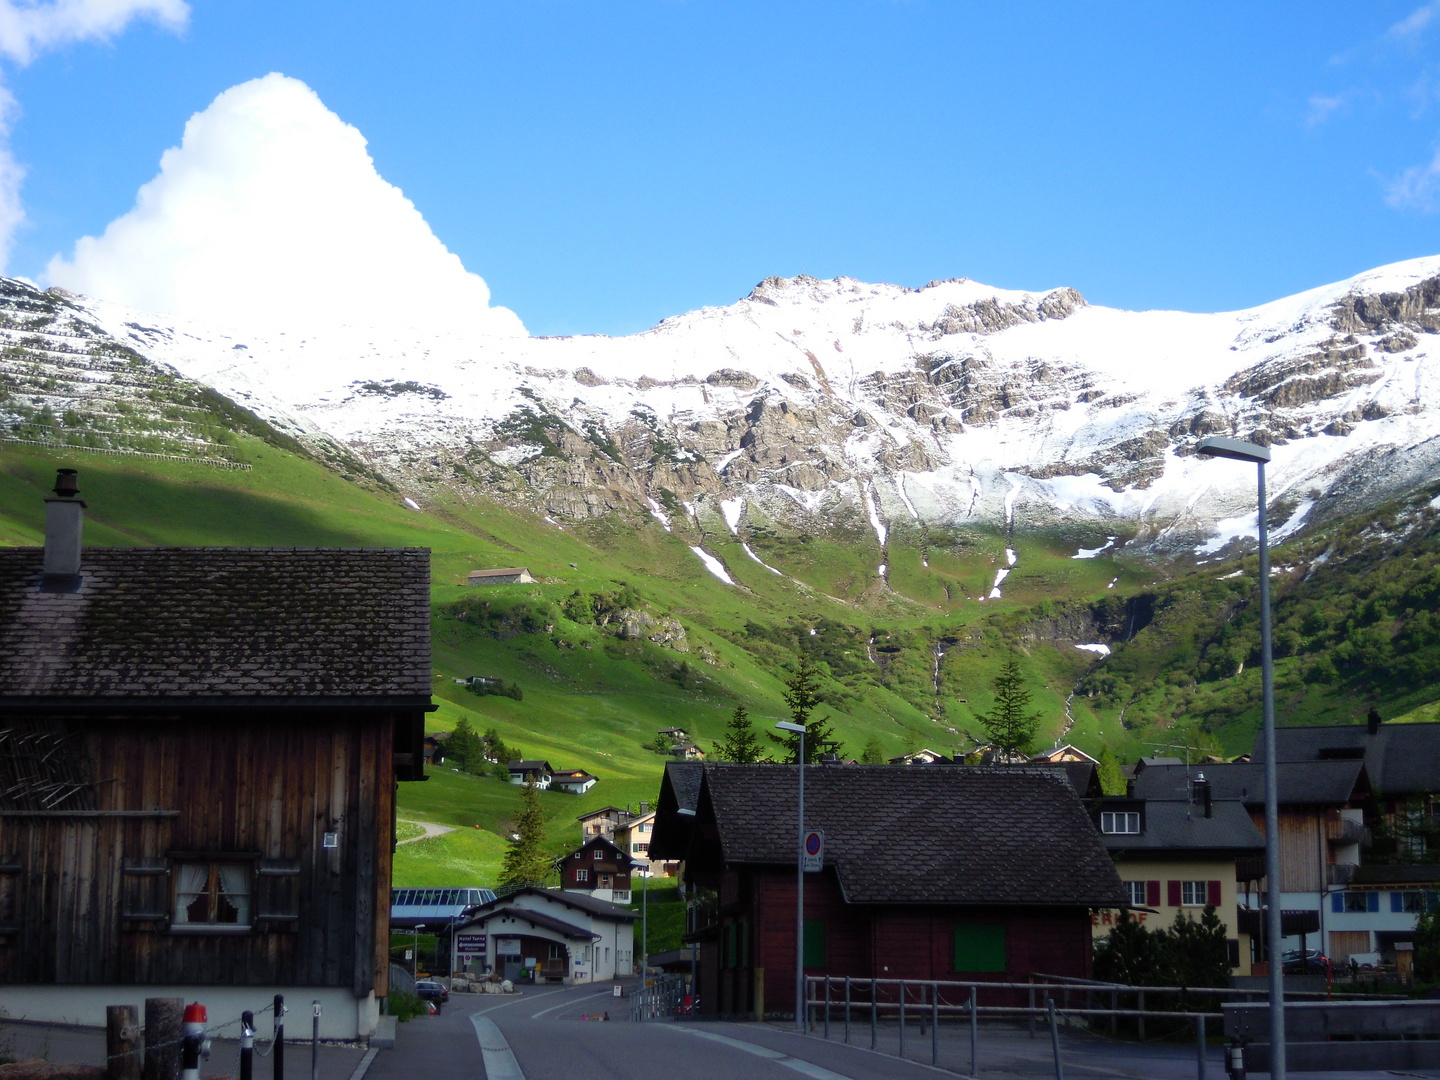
11;255;1440;587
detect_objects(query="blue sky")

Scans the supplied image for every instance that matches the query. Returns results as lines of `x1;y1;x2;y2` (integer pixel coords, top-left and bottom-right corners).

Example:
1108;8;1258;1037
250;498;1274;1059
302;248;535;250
5;2;1440;335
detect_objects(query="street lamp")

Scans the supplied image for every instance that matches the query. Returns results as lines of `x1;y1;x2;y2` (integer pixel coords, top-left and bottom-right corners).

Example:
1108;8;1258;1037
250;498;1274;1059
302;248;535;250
412;923;425;978
775;719;807;1033
640;860;650;981
1197;435;1286;1080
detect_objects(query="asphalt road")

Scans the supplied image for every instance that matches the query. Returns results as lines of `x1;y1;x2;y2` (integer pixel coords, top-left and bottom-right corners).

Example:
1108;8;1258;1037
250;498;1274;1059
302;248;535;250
363;981;1440;1080
365;982;954;1080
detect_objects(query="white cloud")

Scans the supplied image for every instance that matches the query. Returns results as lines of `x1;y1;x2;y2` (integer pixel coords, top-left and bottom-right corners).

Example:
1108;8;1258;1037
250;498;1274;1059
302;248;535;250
0;0;186;267
1305;92;1349;127
1383;145;1440;210
0;0;186;65
47;74;525;336
1387;1;1440;42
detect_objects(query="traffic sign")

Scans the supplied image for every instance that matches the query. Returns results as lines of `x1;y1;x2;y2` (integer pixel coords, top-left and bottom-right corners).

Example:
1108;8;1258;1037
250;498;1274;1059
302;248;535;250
803;829;824;872
455;933;486;955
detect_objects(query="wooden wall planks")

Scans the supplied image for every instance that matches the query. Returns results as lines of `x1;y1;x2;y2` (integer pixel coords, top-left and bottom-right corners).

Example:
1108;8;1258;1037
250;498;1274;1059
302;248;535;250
0;707;409;993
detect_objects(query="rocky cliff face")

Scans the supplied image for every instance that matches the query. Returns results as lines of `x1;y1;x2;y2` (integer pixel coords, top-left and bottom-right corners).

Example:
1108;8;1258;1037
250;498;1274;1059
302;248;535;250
58;256;1440;565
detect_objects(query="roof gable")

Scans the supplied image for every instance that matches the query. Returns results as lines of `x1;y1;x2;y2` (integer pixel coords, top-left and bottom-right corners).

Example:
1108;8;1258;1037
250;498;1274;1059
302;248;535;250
1254;722;1440;797
0;547;430;700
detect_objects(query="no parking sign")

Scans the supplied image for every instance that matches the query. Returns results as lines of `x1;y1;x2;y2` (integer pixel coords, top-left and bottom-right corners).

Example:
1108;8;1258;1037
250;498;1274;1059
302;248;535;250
803;829;824;872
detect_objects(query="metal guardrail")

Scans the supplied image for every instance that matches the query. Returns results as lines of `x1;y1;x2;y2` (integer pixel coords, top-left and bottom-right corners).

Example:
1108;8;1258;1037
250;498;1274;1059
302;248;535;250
801;974;1411;1079
630;973;687;1022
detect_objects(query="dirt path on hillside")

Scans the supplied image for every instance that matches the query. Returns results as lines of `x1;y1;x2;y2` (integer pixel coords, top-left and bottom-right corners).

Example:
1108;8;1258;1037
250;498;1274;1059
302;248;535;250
397;818;456;845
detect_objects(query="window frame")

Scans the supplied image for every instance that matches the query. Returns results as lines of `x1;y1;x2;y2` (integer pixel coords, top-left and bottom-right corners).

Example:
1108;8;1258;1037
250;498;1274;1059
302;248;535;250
575;868;589;883
171;858;255;933
1180;880;1209;907
1100;811;1141;835
1124;880;1149;907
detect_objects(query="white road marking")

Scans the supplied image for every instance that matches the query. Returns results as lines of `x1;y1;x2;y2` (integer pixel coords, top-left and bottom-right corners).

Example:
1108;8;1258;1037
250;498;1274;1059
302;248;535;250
470;1015;525;1080
668;1026;855;1080
345;1047;378;1080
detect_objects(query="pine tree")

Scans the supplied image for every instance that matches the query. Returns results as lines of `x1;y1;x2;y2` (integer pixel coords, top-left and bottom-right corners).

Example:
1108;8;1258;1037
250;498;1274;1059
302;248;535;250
447;717;485;773
766;651;842;763
499;779;551;888
860;737;885;764
977;655;1041;759
713;705;768;763
1097;744;1126;795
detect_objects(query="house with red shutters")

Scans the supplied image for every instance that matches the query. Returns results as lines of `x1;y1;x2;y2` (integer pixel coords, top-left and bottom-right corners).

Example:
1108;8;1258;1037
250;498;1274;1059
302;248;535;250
649;764;1125;1019
1089;781;1265;976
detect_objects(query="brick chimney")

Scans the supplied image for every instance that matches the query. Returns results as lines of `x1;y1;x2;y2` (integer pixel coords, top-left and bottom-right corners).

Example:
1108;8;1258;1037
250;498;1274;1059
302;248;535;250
42;467;85;590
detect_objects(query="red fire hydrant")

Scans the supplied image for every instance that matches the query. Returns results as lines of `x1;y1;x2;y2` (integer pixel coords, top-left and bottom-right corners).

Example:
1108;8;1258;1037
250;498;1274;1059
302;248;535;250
180;1003;209;1080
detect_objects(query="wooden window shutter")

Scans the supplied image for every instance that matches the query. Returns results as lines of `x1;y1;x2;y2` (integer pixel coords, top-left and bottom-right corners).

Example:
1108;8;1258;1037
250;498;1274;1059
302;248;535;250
120;858;170;928
1366;892;1379;913
1167;880;1182;907
255;860;301;930
1332;893;1344;913
1391;892;1403;913
1147;880;1161;907
803;919;826;968
1208;880;1222;906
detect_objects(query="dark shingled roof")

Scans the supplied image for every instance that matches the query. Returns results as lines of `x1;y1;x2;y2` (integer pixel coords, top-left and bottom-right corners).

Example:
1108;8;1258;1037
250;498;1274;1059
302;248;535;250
462;905;596;940
1098;799;1265;854
469;886;638;922
1253;722;1440;798
0;547;430;700
696;764;1126;908
666;761;704;813
1129;761;1366;807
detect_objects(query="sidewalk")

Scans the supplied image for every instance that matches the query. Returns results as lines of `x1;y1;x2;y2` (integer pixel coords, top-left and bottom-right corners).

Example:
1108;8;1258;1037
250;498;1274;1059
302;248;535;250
0;1019;367;1080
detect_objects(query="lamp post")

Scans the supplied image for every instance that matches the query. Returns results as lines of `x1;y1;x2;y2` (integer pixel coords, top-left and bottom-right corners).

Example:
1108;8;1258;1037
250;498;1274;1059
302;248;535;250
413;923;425;978
641;861;650;980
775;719;807;1033
1197;435;1285;1080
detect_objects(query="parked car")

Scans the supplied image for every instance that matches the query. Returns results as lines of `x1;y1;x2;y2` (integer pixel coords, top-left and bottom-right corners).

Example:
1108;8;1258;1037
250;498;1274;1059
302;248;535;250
415;979;449;1013
1281;949;1329;974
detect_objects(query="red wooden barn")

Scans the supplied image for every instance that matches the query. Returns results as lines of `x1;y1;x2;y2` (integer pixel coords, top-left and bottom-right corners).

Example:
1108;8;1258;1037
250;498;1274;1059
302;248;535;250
650;763;1125;1019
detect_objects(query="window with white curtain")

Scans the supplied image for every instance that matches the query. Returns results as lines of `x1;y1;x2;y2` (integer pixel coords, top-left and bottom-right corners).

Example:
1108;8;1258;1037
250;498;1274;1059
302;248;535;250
174;862;252;927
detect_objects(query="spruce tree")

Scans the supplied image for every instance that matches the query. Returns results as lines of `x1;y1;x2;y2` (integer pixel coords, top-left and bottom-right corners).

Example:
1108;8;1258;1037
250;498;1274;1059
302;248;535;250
977;654;1041;759
447;717;484;773
766;651;842;764
714;705;768;763
499;779;550;888
860;737;886;764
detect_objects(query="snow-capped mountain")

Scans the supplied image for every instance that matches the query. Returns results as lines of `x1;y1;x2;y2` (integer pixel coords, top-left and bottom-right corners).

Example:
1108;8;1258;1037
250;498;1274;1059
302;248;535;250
64;255;1440;558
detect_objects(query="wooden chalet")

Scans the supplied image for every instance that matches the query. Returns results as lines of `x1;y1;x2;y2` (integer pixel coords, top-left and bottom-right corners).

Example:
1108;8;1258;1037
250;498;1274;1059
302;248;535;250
650;764;1125;1019
0;472;430;1038
560;836;634;903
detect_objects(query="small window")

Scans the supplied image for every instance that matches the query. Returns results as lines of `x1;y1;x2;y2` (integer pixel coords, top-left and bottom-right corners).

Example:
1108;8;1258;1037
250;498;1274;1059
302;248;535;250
1180;881;1209;907
549;943;565;960
174;862;251;927
954;924;1006;973
1124;880;1149;907
636;843;648;854
1342;891;1368;912
1399;891;1426;913
1100;812;1140;835
594;850;603;860
576;869;588;883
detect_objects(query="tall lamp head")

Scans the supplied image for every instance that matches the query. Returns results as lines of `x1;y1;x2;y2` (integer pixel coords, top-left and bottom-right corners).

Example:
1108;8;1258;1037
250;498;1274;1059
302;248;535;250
1196;436;1270;464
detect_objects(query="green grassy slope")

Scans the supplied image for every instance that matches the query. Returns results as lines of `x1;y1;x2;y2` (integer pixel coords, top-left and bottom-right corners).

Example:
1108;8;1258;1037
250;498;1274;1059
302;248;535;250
6;434;1440;888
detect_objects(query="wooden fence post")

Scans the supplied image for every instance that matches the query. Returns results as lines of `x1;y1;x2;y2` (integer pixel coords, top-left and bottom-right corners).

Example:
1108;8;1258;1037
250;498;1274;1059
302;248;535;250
107;1004;141;1080
142;997;183;1080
